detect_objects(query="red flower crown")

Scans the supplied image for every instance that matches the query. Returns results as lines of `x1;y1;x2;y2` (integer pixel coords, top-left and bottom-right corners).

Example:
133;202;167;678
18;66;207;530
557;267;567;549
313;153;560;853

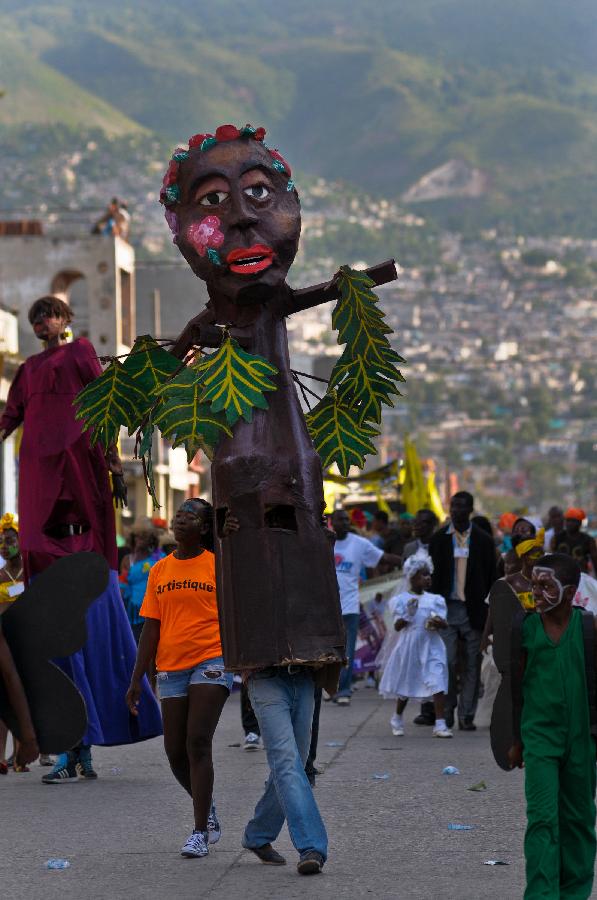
160;124;293;209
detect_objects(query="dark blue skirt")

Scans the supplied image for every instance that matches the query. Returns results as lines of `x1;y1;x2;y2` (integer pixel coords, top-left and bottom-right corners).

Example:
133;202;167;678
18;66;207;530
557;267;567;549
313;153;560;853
55;571;163;746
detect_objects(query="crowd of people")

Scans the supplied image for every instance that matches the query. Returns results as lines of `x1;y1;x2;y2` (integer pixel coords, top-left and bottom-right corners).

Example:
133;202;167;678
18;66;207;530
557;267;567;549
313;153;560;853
2;291;597;893
335;494;597;896
2;462;597;888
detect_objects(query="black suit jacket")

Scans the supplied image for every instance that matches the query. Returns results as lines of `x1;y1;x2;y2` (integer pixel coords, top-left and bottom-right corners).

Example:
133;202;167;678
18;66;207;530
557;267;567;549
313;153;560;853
429;524;497;631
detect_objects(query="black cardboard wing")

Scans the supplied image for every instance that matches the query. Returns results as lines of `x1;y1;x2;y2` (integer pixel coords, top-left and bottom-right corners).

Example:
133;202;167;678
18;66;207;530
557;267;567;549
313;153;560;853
489;579;525;771
0;552;109;753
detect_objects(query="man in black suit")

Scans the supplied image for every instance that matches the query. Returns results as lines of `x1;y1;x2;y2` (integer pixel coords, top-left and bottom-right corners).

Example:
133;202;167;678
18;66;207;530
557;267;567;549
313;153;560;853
428;491;496;730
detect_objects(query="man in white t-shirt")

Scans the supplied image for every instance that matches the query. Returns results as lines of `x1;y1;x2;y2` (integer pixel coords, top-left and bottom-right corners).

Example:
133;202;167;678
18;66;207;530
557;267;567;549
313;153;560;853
331;510;401;705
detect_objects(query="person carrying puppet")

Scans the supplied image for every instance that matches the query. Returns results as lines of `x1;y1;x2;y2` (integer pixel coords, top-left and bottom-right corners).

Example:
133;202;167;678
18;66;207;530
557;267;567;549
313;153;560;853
162;124;401;876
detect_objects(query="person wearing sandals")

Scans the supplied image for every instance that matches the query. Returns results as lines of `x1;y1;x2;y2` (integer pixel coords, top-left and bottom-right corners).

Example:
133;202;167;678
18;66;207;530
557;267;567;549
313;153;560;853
126;499;232;859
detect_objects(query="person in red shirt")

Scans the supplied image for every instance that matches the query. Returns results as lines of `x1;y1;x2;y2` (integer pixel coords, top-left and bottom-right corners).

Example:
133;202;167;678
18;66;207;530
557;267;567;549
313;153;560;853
126;499;232;860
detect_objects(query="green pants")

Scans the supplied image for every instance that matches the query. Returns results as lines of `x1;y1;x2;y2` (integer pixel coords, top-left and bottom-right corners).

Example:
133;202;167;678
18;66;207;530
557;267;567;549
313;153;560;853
524;748;596;899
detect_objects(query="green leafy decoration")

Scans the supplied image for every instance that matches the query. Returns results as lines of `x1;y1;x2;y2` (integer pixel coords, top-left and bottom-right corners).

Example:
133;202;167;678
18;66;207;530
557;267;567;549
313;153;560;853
123;335;182;430
137;420;159;509
328;266;405;426
330;355;402;424
303;265;405;472
306;393;380;477
332;266;405;373
195;336;278;426
152;366;232;462
74;360;146;449
332;267;393;345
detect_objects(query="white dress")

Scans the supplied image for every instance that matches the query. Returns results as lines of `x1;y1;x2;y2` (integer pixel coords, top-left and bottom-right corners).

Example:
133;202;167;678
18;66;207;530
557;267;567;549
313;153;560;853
378;590;448;700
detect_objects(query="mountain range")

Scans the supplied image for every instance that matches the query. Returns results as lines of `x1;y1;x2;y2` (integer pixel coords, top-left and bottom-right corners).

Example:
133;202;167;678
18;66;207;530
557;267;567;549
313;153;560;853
1;0;597;234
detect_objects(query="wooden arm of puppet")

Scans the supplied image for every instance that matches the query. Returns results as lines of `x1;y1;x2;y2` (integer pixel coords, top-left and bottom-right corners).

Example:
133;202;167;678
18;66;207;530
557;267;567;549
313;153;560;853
169;307;220;359
170;306;253;359
292;259;398;313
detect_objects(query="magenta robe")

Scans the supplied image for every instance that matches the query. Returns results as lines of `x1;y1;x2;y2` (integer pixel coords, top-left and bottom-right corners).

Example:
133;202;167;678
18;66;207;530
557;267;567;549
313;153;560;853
0;338;118;580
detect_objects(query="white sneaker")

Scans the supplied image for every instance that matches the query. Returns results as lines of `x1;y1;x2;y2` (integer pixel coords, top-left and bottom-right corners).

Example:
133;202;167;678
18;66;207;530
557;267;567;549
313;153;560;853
365;674;377;689
335;696;350;706
390;714;404;736
433;726;453;738
244;732;261;751
180;830;209;858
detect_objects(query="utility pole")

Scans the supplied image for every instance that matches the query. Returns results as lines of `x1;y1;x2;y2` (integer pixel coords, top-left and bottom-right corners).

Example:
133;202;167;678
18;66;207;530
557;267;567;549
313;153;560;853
153;288;161;338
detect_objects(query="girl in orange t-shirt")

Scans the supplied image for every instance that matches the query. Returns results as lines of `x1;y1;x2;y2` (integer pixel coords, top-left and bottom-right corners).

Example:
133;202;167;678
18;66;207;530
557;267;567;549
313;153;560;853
126;499;232;860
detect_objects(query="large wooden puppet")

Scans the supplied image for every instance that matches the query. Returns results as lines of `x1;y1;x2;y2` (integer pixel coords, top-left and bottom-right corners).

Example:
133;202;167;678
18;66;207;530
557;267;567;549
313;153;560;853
75;124;405;672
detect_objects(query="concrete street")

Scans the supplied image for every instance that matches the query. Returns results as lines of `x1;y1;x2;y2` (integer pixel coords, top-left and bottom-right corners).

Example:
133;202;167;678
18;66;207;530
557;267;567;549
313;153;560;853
0;686;564;900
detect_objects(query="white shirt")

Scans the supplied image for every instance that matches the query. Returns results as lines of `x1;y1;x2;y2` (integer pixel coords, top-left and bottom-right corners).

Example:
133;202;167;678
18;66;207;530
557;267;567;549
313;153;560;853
544;527;555;552
574;573;597;614
334;532;384;615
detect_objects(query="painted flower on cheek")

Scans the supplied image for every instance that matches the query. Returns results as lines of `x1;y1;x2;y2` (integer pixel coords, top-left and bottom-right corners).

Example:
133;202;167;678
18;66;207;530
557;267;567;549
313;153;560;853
187;216;225;257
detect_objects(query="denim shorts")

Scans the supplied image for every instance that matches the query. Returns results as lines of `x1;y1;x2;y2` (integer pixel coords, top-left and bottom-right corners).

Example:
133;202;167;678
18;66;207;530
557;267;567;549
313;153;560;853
157;656;233;699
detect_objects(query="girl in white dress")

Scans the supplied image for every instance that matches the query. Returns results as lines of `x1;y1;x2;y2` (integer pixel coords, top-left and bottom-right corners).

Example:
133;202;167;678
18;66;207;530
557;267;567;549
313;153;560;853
379;551;452;738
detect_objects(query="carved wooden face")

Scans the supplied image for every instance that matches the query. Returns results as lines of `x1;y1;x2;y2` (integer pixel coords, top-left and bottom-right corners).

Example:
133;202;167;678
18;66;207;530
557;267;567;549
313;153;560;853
175;140;301;305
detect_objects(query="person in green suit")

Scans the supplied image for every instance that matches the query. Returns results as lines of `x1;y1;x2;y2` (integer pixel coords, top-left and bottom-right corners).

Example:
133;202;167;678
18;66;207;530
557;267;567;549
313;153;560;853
509;553;596;900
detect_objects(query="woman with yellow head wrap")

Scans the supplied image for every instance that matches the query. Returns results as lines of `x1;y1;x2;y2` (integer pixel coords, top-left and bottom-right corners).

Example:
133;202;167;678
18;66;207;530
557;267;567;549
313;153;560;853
511;528;545;610
0;514;22;605
483;524;542;653
0;513;18;534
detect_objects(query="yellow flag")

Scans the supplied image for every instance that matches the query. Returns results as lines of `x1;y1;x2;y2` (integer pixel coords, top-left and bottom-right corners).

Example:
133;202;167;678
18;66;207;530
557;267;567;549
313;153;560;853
376;489;393;517
323;478;349;514
425;469;446;522
402;436;426;515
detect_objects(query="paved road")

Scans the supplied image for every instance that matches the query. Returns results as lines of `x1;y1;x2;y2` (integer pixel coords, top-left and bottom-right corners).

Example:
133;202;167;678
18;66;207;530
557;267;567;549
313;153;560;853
0;686;583;900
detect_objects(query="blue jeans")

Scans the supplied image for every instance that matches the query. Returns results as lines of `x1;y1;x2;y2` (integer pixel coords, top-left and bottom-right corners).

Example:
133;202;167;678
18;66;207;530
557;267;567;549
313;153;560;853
243;668;328;860
336;613;360;697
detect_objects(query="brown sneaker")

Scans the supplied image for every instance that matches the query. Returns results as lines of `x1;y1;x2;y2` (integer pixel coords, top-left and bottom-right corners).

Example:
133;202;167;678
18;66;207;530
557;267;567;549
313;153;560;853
297;851;324;875
247;844;286;866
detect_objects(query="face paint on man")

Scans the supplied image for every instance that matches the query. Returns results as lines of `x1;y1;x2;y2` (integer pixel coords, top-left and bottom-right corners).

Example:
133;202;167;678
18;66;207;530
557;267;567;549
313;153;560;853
531;566;568;613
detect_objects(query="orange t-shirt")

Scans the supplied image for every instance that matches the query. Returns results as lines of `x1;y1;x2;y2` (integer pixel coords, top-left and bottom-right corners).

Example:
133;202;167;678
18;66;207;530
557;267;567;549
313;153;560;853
140;550;222;672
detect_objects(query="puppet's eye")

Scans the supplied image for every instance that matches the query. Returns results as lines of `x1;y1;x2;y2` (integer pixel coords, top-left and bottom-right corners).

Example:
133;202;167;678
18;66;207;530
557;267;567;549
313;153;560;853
244;185;270;201
199;191;228;207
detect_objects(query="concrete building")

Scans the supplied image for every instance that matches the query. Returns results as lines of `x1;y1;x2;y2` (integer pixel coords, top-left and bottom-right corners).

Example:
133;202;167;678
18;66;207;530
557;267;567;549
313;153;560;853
0;227;136;357
135;262;208;341
0;307;20;515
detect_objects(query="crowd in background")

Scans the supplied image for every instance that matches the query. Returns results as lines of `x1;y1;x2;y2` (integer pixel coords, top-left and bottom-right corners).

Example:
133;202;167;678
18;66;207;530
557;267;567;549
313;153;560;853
327;496;597;735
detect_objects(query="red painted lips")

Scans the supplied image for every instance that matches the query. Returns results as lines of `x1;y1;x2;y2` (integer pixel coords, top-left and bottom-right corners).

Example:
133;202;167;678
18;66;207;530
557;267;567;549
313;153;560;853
226;244;274;275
